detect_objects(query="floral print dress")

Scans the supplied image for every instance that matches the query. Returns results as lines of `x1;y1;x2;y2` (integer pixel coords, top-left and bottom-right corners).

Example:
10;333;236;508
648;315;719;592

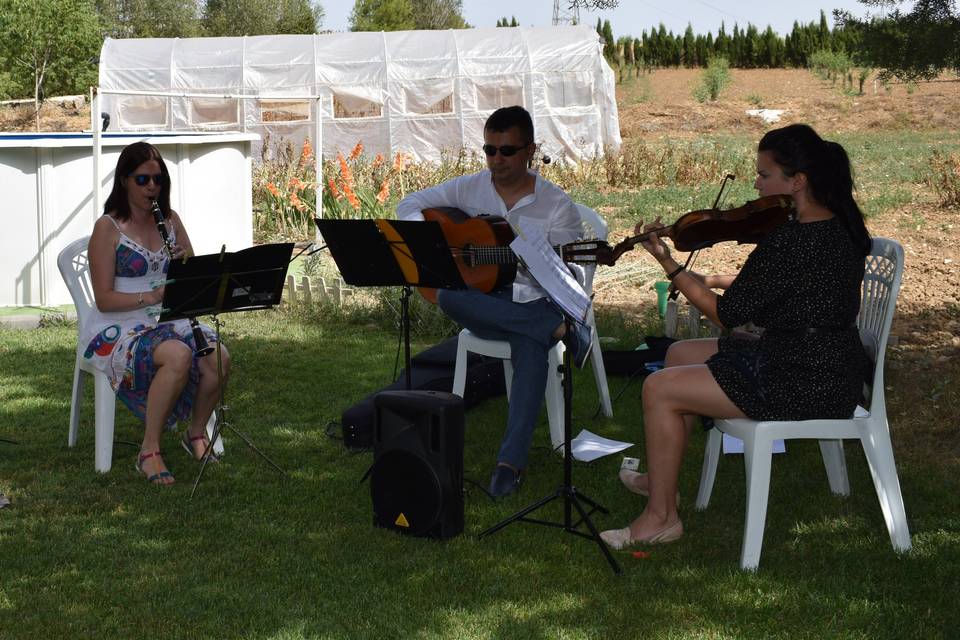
80;216;216;427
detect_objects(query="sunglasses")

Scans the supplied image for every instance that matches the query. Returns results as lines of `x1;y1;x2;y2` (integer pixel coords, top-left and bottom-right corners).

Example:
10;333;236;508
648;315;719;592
131;173;163;186
482;143;532;157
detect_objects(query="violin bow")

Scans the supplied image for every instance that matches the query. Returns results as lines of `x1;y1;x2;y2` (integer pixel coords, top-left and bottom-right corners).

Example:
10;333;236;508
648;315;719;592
670;174;735;300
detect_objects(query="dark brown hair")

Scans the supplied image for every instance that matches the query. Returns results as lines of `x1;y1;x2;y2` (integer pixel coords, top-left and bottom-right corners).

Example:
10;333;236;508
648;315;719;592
102;142;171;221
759;124;871;256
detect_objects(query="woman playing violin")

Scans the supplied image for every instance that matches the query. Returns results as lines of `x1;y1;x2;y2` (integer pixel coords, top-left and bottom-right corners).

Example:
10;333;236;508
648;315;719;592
600;124;872;548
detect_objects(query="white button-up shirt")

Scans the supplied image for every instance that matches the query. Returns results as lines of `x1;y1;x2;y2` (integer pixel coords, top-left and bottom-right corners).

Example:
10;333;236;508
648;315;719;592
396;169;582;303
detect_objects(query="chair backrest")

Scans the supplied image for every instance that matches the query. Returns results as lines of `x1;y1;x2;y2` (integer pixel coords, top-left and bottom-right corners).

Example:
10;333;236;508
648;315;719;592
857;237;904;409
56;236;95;337
575;204;608;295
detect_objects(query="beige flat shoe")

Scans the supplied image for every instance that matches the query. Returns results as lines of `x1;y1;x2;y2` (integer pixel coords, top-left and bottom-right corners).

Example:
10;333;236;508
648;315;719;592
618;469;650;496
599;519;683;550
618;469;680;505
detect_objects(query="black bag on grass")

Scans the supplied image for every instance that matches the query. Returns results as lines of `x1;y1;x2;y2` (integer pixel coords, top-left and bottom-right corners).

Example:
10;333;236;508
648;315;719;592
600;335;676;376
341;337;506;449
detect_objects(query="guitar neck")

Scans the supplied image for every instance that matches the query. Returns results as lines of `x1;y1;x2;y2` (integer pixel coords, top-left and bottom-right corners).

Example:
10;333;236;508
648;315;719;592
469;244;569;266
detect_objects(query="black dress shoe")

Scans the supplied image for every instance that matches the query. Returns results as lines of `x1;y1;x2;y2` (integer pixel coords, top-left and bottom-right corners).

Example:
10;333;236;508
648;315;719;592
488;465;521;498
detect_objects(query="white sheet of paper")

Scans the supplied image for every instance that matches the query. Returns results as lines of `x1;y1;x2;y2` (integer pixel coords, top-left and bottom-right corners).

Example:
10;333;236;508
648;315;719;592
571;429;633;462
510;217;591;324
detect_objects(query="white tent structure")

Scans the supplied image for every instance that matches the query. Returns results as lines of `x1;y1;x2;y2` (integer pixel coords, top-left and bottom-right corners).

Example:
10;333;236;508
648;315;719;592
96;25;621;164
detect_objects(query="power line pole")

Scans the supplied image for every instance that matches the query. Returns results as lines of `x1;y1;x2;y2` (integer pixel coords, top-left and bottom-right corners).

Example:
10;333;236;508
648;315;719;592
552;0;581;26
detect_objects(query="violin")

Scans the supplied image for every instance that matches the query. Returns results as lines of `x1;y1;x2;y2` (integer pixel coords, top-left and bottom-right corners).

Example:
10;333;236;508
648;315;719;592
565;194;796;266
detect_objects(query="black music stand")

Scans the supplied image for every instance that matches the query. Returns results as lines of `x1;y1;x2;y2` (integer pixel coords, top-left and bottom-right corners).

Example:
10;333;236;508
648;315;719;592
477;318;622;575
160;242;294;497
315;218;466;389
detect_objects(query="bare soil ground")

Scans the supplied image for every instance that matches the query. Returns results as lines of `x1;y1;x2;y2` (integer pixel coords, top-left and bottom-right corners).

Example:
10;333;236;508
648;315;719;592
4;69;958;462
617;67;960;138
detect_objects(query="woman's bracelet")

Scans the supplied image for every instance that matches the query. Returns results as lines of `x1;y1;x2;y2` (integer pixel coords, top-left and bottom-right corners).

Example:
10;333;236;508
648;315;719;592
666;265;684;280
137;291;144;307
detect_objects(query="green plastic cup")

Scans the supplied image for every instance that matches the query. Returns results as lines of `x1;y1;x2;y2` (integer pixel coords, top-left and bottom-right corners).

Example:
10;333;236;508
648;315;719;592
653;280;670;317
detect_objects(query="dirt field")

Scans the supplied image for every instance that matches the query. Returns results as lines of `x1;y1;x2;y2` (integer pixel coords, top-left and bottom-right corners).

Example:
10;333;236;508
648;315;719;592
616;67;960;138
4;69;958;462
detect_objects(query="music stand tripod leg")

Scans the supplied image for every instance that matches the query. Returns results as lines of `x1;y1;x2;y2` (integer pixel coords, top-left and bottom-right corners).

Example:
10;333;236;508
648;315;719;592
401;285;412;390
190;316;285;498
478;317;622;575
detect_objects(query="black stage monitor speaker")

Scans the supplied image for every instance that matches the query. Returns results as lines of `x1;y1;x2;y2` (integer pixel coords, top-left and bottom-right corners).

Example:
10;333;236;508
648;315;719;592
371;390;464;540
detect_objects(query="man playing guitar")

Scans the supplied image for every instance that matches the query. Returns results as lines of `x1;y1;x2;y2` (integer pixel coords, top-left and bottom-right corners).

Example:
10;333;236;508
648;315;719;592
396;106;592;498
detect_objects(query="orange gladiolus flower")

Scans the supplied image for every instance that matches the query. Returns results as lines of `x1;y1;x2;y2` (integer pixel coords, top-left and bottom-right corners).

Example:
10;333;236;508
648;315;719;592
337;153;355;191
300;139;313;166
327;177;342;200
266;182;280;197
392;152;405;172
288;176;306;191
349;141;363;161
289;192;307;213
372;153;384;169
376;178;390;204
342;182;360;210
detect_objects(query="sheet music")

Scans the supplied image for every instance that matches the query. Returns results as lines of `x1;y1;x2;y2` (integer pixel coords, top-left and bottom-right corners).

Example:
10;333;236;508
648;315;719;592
510;217;591;324
570;429;634;462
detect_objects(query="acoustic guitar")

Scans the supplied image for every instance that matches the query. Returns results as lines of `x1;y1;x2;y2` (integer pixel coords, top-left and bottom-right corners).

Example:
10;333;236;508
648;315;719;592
417;207;605;304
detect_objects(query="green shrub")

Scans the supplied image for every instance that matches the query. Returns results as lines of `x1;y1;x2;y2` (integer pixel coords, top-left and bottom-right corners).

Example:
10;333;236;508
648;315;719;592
808;49;852;86
693;56;731;103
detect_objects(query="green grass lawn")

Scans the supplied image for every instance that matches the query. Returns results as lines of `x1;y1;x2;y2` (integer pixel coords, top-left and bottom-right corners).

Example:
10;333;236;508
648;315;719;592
1;308;956;639
3;125;958;638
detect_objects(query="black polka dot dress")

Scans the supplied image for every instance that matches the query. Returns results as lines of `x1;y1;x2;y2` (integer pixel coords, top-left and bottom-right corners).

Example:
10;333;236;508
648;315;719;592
707;217;870;421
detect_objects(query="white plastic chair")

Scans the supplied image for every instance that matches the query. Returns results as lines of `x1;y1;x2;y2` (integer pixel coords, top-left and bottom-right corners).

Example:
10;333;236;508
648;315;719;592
57;236;222;472
451;204;614;452
694;237;911;570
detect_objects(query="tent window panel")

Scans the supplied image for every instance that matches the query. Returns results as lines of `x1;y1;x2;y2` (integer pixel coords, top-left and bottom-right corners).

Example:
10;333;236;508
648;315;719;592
404;81;454;115
545;73;594;108
188;98;239;126
116;96;167;128
260;99;311;123
333;94;382;119
475;79;524;111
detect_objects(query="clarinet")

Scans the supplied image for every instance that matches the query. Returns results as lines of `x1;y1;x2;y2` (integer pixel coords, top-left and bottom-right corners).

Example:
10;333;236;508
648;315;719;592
151;200;215;357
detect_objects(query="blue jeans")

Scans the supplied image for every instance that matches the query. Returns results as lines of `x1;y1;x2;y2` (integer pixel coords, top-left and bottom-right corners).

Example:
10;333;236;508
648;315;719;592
438;287;563;469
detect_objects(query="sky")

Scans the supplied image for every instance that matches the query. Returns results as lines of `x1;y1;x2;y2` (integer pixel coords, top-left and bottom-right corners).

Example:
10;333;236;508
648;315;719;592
322;1;905;38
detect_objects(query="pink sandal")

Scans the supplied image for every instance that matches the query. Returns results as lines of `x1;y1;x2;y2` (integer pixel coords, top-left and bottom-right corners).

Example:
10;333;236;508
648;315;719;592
181;431;220;462
135;451;174;485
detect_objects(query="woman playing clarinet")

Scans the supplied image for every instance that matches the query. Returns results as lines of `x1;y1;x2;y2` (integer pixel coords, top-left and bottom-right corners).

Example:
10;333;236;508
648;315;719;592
85;141;228;486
